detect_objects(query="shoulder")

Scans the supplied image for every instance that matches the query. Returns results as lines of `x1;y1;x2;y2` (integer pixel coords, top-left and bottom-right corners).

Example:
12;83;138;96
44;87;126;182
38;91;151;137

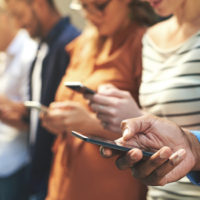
58;20;81;45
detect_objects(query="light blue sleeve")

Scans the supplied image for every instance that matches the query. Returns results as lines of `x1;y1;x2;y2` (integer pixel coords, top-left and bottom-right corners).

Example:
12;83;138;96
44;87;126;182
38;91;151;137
187;130;200;185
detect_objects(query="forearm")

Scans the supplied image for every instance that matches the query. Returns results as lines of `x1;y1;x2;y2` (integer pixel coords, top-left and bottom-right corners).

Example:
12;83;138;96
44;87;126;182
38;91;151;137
184;129;200;170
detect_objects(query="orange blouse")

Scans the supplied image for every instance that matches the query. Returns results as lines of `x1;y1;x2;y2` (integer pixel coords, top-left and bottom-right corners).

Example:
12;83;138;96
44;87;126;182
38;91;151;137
46;24;147;200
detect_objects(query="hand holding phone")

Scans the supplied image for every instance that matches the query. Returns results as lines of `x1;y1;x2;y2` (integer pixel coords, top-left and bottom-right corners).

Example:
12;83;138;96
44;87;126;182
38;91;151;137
71;131;153;157
24;101;48;113
64;82;96;95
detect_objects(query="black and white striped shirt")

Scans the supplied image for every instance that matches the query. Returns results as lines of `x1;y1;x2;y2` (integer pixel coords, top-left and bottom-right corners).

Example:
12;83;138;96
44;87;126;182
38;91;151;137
140;31;200;199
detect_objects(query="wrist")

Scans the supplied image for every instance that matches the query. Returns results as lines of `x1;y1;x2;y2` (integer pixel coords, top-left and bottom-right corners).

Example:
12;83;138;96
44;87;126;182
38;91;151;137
184;129;200;170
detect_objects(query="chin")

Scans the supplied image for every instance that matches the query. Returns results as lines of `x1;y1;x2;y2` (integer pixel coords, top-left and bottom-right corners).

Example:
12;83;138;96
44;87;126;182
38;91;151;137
155;8;172;17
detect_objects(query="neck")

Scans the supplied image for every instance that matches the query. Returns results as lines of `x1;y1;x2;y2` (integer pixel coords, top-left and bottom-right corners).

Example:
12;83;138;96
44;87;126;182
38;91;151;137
174;0;200;26
41;9;61;38
0;30;17;52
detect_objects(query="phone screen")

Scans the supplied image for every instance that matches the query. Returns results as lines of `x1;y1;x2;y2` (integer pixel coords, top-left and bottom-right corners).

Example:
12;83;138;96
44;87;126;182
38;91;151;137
71;131;153;157
64;82;96;95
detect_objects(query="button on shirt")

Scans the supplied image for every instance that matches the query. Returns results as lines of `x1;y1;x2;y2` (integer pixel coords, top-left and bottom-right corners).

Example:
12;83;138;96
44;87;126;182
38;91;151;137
0;30;37;177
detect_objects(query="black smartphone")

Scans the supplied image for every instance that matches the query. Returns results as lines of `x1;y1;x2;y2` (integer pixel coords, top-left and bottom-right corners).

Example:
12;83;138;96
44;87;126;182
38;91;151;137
64;82;96;95
24;101;48;113
71;131;153;157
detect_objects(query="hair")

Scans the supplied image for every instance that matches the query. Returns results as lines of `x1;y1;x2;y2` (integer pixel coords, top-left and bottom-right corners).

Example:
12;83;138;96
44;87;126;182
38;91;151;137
22;0;56;9
129;0;159;26
70;0;159;66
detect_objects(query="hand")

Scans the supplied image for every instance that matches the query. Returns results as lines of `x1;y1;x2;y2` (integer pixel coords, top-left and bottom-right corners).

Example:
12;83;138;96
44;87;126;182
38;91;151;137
40;101;91;134
114;114;200;185
0;96;28;130
86;84;142;133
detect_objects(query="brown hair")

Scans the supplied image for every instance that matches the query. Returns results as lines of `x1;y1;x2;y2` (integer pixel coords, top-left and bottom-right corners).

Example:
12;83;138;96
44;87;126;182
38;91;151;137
71;0;158;64
129;0;159;26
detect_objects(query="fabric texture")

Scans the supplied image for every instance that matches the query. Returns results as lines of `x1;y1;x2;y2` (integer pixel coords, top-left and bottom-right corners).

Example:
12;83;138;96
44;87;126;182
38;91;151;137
28;17;80;194
46;24;147;200
0;29;37;177
140;30;200;199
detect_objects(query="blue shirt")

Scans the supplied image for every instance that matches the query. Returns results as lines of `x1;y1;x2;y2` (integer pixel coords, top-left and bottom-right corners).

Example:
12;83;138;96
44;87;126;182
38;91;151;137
187;130;200;185
29;17;80;194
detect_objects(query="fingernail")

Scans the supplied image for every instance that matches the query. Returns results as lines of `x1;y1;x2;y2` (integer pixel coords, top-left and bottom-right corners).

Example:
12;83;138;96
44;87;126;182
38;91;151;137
170;149;186;165
123;128;130;139
160;147;171;159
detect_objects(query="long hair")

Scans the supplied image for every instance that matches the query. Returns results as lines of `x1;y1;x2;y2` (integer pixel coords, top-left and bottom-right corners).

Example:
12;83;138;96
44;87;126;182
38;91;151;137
129;0;159;26
73;0;158;64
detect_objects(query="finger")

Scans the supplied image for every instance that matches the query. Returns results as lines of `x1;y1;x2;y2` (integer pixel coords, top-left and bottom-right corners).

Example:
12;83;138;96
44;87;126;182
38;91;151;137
132;146;173;179
145;149;186;186
121;115;155;141
90;94;116;106
84;94;94;100
91;104;111;114
98;85;130;99
98;84;115;92
99;146;116;158
97;113;119;125
50;101;78;109
116;148;143;170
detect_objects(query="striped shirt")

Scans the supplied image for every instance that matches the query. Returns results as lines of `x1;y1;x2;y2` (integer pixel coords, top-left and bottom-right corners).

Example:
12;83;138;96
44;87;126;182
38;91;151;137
140;31;200;199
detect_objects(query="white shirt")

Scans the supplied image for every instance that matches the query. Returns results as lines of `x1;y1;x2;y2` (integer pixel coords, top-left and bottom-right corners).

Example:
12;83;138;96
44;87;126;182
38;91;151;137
30;43;48;144
0;30;37;177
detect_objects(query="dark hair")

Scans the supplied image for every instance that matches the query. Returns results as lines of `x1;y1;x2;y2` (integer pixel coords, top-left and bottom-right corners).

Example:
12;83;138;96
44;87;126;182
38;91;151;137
47;0;55;8
26;0;55;9
129;0;159;26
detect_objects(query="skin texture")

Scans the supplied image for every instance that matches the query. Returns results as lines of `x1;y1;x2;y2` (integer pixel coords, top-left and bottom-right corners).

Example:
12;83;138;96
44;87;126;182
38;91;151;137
6;0;60;38
87;0;200;186
80;0;131;36
101;114;200;186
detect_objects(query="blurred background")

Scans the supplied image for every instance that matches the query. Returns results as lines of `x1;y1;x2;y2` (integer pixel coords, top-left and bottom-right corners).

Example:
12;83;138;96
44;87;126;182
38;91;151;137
0;0;86;30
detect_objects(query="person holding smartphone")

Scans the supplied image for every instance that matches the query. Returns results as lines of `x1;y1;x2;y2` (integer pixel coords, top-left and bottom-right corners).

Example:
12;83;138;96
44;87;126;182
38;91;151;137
100;114;200;186
40;1;158;200
87;0;200;199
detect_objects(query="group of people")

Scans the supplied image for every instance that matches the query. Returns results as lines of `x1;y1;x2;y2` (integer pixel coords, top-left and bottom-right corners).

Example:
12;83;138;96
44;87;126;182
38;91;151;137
0;0;200;200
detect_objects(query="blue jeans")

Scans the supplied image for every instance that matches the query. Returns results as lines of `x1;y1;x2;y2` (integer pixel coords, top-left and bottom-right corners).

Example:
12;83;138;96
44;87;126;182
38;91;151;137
0;166;29;200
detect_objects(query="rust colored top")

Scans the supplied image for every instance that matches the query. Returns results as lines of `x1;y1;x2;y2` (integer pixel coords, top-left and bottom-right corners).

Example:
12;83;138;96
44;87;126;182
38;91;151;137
46;24;147;200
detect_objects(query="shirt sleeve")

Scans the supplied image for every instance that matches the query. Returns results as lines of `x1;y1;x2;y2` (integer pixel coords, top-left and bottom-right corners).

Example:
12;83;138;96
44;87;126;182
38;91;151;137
187;130;200;185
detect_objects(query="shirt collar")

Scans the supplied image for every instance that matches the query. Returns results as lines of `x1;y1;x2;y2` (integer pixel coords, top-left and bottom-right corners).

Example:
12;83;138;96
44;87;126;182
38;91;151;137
6;29;28;57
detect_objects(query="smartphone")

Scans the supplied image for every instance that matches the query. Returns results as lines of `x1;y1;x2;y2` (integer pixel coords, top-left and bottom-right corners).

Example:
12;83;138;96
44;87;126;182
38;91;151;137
24;101;48;113
71;131;153;157
64;82;96;95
